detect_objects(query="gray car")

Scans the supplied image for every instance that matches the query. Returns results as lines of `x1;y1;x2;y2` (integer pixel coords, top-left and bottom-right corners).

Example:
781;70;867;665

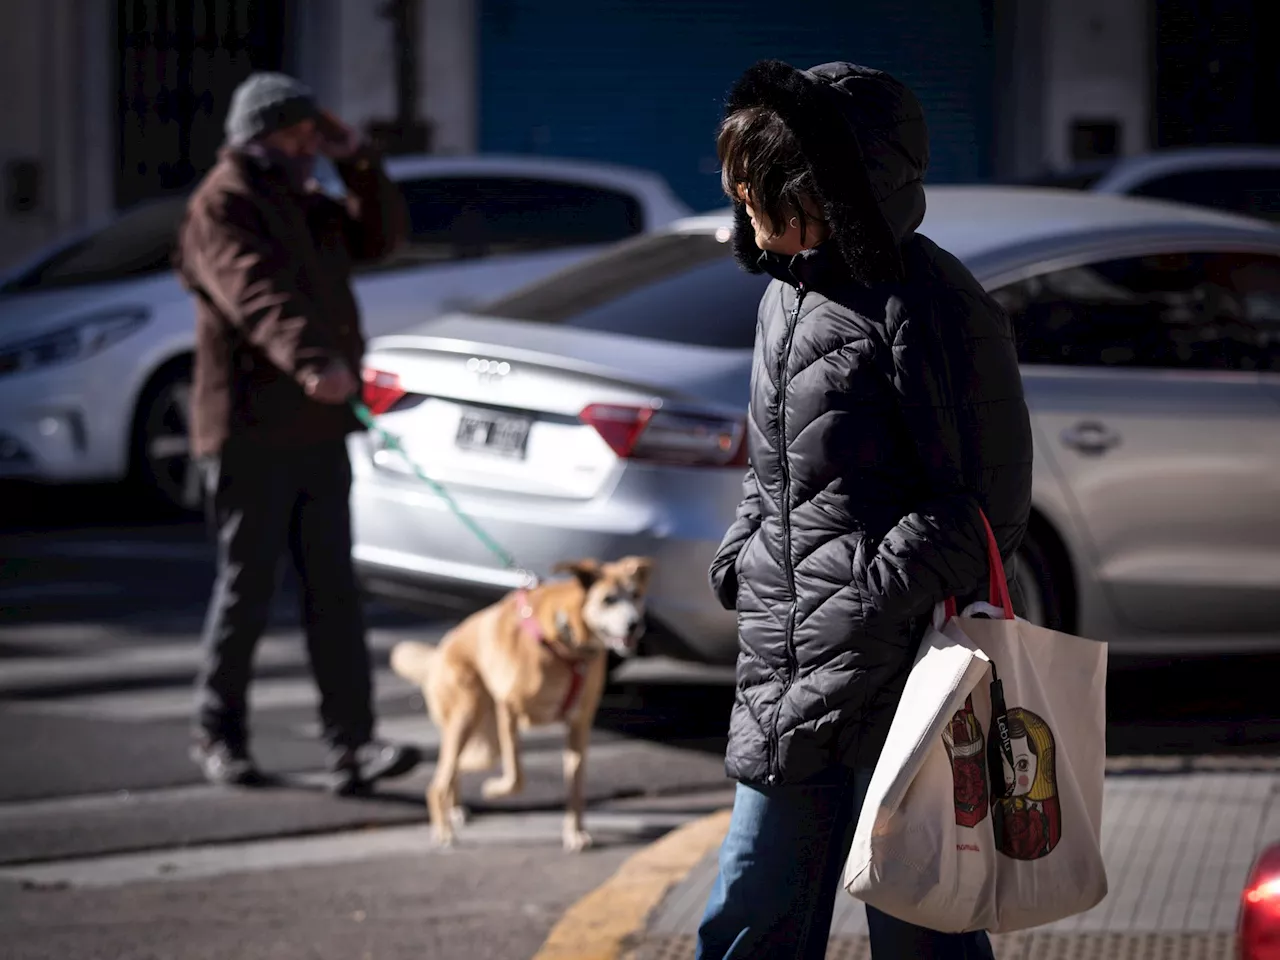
1022;146;1280;224
350;186;1280;662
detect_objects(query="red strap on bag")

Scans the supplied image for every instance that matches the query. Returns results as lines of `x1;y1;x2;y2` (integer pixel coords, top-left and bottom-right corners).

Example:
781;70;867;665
942;509;1014;621
940;510;1021;798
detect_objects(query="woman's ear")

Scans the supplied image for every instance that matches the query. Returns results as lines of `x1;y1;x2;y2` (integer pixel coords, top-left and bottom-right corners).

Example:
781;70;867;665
553;558;603;589
798;196;830;249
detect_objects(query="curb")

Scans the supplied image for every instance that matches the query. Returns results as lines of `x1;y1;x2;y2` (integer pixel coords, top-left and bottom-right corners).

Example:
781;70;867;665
531;809;732;960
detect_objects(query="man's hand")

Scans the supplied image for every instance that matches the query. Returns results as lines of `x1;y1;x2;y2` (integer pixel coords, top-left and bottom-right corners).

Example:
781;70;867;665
318;111;363;161
303;360;359;405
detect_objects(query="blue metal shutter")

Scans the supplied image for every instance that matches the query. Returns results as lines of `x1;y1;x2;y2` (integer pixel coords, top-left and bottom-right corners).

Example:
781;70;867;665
479;0;994;211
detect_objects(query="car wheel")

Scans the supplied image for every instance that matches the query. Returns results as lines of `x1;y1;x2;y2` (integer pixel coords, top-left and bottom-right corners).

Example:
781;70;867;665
131;361;202;515
1012;532;1066;630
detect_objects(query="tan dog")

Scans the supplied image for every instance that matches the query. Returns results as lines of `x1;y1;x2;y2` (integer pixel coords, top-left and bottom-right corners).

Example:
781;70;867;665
390;556;653;852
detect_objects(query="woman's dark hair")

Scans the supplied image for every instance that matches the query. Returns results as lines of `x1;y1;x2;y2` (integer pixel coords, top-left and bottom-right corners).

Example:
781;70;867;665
717;106;823;242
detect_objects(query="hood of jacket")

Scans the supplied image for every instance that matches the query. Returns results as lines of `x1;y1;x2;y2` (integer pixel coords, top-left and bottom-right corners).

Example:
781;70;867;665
724;60;929;287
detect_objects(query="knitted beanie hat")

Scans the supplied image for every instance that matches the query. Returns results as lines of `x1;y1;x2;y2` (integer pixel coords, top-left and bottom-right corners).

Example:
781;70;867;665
224;72;318;147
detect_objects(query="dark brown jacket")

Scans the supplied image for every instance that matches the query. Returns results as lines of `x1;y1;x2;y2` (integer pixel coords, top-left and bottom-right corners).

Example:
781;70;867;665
175;146;407;458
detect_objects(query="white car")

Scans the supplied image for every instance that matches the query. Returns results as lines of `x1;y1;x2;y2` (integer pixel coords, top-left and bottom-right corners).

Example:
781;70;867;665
1023;146;1280;223
0;155;689;511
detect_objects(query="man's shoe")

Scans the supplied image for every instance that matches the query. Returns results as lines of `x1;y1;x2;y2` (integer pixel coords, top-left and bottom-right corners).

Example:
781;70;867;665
191;740;264;787
330;741;422;796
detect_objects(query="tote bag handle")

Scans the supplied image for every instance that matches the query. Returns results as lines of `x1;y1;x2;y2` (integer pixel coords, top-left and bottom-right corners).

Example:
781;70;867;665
939;509;1019;799
942;510;1014;622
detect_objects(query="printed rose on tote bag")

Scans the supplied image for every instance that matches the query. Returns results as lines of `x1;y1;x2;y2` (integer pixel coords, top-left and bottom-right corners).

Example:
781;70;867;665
843;512;1107;934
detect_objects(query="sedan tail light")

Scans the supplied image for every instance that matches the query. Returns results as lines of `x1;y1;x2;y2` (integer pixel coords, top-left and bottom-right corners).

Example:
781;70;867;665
1241;842;1280;960
579;403;746;467
362;368;407;415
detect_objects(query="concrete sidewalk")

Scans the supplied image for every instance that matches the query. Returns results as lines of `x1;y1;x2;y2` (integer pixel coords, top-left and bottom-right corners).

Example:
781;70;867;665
547;766;1280;960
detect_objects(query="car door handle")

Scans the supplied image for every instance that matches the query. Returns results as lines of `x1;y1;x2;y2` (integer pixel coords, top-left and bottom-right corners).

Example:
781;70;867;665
1061;421;1121;455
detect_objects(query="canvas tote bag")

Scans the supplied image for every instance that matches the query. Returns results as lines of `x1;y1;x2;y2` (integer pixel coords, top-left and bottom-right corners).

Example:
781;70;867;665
843;512;1108;933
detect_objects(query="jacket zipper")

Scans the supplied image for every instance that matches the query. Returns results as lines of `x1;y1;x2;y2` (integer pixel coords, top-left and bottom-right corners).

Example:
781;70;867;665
769;283;805;783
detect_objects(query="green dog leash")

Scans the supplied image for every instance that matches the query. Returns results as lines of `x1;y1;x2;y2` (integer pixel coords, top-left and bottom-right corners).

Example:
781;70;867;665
349;399;537;588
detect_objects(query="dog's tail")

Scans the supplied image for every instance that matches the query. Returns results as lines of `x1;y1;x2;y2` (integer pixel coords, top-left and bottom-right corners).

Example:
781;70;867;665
391;639;498;772
390;640;437;686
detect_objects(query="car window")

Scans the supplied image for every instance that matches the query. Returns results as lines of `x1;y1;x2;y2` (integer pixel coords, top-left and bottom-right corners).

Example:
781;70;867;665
373;176;645;269
993;251;1280;372
1129;168;1280;222
475;231;767;349
1;197;186;293
0;175;648;291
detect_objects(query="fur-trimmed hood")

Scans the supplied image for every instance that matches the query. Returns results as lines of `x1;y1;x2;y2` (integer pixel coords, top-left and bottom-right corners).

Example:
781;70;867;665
724;60;929;287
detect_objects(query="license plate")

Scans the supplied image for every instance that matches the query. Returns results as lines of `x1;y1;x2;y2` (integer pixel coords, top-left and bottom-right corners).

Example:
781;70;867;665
455;409;531;459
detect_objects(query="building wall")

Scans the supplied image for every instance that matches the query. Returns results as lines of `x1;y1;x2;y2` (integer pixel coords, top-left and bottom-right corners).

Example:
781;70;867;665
992;0;1046;178
422;0;478;154
294;0;477;154
294;0;395;132
0;0;112;270
1042;0;1150;170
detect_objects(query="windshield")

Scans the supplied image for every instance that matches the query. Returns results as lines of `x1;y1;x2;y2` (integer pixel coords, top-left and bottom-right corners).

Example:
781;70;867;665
475;231;768;349
1;197;188;294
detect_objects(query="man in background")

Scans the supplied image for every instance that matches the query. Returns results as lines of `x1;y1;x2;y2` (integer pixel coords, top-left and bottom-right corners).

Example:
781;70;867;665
175;72;419;795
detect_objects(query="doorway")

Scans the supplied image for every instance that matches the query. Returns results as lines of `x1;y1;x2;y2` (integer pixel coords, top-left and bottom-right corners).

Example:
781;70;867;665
1155;0;1280;148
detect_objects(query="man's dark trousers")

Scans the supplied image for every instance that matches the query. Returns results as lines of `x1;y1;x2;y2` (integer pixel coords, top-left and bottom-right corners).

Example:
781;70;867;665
196;437;373;751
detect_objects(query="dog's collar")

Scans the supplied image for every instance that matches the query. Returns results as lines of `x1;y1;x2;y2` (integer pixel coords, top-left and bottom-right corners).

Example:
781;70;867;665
514;588;588;719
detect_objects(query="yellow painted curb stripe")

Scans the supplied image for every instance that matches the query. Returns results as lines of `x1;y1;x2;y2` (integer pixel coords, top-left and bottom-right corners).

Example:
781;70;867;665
531;809;733;960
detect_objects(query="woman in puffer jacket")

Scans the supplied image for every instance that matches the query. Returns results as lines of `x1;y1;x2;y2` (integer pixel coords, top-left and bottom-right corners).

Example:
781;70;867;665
697;60;1032;960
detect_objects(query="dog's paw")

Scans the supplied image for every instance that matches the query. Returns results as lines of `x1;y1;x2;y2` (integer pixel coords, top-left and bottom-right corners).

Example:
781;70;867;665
431;823;456;849
562;826;593;853
481;776;523;800
449;805;469;829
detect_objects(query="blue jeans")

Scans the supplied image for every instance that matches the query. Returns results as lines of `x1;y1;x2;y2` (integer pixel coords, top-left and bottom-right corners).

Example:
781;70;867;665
696;766;995;960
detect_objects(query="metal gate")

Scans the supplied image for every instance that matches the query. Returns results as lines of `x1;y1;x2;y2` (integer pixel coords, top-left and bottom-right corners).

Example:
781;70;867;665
479;0;995;211
116;0;290;209
1155;0;1280;148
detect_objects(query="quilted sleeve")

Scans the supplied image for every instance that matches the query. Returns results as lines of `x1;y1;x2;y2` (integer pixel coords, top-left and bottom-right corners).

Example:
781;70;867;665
852;306;1010;624
709;466;762;611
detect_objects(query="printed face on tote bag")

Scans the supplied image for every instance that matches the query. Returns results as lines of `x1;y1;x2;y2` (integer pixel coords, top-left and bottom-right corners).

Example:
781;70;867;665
943;701;1062;861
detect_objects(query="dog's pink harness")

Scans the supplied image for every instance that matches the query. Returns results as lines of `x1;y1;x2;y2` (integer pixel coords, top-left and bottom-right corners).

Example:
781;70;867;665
514;589;587;719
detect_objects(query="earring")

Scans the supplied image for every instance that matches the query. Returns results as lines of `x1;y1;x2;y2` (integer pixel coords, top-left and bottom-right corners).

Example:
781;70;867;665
789;217;799;228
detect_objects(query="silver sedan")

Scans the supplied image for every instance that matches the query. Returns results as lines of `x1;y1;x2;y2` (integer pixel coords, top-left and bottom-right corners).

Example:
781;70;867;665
350;186;1280;662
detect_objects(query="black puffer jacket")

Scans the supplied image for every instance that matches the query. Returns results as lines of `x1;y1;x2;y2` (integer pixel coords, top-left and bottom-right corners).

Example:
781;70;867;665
709;61;1033;785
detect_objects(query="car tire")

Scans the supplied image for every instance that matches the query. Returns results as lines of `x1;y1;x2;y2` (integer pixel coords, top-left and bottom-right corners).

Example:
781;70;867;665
1012;530;1067;630
130;359;202;516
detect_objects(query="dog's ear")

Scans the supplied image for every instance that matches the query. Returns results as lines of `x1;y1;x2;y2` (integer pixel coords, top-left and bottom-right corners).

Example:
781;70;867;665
553;558;603;590
622;556;654;591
